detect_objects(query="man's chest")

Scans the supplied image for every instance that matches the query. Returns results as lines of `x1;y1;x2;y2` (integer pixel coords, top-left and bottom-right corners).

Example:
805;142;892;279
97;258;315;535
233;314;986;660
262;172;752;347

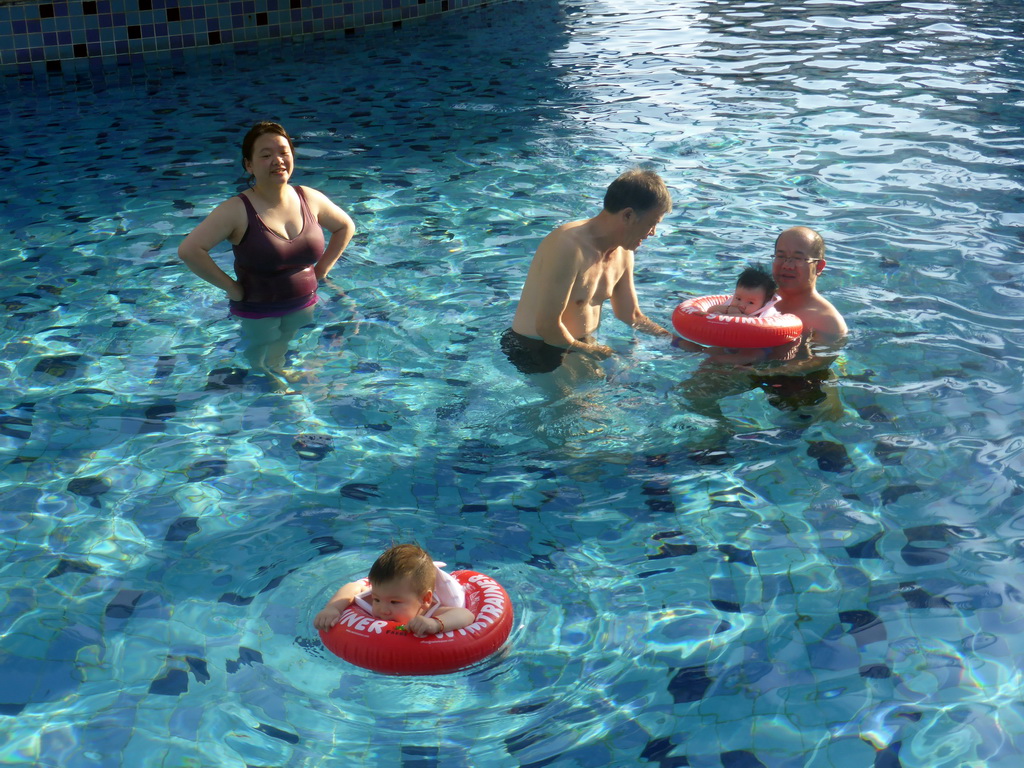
572;259;624;304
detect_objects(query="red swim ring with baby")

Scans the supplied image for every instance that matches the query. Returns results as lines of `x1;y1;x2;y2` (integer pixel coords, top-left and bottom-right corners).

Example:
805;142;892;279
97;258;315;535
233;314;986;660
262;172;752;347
319;570;513;676
672;294;803;349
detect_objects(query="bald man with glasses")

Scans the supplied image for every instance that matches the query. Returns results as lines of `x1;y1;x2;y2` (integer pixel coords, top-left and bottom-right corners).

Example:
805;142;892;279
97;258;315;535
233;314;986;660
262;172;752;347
770;226;847;343
674;226;848;424
674;226;846;359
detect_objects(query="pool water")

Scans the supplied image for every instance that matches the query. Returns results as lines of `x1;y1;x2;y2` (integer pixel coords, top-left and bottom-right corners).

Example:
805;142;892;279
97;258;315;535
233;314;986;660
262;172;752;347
2;0;1024;765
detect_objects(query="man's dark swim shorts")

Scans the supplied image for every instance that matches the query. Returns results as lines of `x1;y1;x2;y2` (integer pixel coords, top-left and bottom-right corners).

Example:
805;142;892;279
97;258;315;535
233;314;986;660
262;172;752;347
750;368;831;410
500;328;572;375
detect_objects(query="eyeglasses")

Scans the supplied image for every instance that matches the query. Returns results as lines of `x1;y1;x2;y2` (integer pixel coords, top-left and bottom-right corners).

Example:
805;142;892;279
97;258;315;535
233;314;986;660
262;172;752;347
773;254;820;265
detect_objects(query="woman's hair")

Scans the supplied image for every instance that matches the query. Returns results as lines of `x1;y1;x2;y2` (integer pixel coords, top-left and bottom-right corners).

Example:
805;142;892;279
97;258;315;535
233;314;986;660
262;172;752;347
603;168;673;215
737;264;777;302
241;121;294;169
368;544;436;596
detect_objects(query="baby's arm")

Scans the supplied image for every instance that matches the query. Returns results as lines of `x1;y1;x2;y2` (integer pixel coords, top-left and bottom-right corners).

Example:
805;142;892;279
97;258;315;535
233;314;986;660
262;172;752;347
313;580;365;631
707;303;744;316
405;606;476;637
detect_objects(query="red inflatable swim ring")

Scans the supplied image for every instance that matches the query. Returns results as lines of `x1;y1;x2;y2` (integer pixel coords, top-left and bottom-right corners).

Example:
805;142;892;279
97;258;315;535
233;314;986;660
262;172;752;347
672;294;803;349
319;570;513;676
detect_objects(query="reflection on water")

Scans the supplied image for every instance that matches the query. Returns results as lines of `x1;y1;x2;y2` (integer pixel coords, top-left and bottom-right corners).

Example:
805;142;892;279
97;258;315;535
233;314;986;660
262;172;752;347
1;0;1023;765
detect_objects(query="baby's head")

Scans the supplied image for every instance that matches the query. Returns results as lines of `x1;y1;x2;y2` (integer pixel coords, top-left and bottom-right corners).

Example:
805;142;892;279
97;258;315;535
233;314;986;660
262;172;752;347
368;544;436;624
731;265;777;315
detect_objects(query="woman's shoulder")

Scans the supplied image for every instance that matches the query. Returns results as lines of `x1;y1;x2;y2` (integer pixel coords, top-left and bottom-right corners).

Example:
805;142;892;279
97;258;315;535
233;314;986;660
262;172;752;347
216;193;249;213
294;184;329;205
203;193;248;229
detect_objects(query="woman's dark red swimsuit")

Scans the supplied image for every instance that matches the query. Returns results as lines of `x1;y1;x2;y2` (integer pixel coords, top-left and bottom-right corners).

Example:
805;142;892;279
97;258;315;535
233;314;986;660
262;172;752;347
229;186;325;319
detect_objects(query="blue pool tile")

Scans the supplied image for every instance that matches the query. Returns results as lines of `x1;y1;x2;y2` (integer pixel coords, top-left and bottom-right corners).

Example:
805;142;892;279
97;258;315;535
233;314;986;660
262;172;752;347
668;665;712;704
845;532;883;559
104;589;145;618
186;656;210;683
164;516;200;541
806;639;861;672
874;741;903;767
0;411;33;440
641;737;690;767
0;655;78;709
860;663;893;679
71;716;133;756
897;582;951;610
839;610;887;647
721;751;768;768
187;460;231;483
34;354;82;378
881;484;923;504
149;668;189;696
218;591;253;606
648;536;698;560
45;622;100;661
717;544;755;567
255;722;299;744
104;589;164;620
834;565;873;590
292;433;334;460
225;646;263;674
639;567;673;579
757;574;794;601
168;703;205;740
711;599;742;614
46;558;98;578
340;482;381;500
311;536;344;555
901;525;955;567
806;440;853;473
400;745;439;768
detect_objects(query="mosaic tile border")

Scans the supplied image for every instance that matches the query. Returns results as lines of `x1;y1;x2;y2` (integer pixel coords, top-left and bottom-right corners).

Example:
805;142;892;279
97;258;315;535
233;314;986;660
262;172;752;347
0;0;513;75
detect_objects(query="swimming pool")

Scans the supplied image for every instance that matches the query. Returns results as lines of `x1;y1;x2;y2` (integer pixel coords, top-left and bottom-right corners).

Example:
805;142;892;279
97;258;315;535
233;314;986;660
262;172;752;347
2;0;1023;764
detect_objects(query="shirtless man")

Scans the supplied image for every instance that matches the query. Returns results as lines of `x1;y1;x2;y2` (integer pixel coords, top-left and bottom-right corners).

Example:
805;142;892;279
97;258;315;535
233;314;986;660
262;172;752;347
772;226;847;344
675;226;847;362
675;226;847;419
501;169;673;378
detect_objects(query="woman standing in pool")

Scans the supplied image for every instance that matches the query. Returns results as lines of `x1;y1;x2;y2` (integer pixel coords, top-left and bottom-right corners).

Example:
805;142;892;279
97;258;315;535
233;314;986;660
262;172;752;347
178;121;355;386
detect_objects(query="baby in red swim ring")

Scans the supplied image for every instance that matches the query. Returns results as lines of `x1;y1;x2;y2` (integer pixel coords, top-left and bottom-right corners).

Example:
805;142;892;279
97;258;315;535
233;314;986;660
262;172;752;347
705;264;779;317
313;544;475;637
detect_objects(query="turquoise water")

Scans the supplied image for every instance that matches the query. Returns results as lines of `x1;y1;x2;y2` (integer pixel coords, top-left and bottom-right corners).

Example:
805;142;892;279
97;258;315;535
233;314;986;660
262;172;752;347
2;0;1023;765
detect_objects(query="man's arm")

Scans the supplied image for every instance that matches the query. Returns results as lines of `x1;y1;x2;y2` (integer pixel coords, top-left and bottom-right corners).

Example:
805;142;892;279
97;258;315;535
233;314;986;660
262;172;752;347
798;295;848;342
758;303;846;371
609;251;671;337
671;337;770;365
675;332;845;370
809;315;848;345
